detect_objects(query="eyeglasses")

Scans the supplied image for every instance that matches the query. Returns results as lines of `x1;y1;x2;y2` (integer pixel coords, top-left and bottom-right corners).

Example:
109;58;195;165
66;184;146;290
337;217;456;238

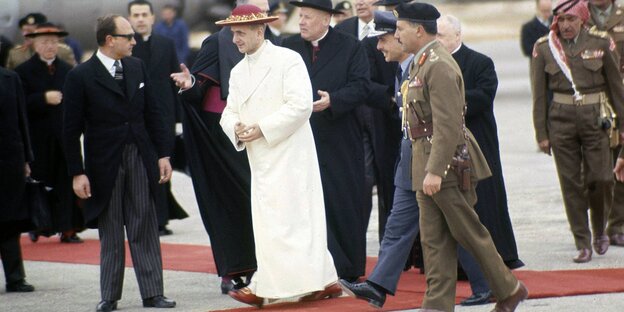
111;33;135;40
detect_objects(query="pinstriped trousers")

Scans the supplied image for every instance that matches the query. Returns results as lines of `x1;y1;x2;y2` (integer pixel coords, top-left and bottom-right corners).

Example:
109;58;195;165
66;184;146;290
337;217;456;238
98;144;163;301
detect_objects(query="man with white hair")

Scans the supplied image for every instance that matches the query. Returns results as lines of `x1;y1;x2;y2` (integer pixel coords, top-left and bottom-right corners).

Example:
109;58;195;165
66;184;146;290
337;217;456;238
437;14;524;306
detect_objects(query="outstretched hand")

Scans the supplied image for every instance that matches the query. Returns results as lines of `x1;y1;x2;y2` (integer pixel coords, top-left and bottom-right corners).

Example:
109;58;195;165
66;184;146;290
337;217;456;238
170;63;193;90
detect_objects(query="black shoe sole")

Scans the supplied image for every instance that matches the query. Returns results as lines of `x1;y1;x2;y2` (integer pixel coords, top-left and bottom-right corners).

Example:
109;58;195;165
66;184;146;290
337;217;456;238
338;282;383;309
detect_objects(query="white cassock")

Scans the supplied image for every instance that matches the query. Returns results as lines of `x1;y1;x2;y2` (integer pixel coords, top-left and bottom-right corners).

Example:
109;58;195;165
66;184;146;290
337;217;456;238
220;40;338;298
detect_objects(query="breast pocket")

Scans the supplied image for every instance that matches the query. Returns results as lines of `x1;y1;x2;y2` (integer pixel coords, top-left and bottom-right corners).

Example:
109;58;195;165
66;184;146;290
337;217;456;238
582;58;604;86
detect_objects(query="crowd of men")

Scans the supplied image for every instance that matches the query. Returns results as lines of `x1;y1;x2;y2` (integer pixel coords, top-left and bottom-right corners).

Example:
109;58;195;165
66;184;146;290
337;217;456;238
4;0;624;311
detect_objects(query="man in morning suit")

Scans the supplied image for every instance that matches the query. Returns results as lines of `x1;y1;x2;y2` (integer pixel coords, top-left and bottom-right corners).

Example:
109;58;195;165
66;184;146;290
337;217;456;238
587;0;624;247
437;14;524;306
520;0;552;57
62;15;175;312
342;3;528;311
282;0;370;282
127;0;189;236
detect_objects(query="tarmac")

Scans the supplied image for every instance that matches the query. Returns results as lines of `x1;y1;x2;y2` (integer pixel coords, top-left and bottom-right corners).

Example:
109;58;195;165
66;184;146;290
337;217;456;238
3;1;624;311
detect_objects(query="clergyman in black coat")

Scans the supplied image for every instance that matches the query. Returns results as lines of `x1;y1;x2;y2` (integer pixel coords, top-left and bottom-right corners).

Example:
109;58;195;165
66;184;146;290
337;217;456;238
14;24;85;242
0;66;36;293
520;0;552;57
282;0;370;281
335;12;402;244
128;1;188;235
63;15;175;310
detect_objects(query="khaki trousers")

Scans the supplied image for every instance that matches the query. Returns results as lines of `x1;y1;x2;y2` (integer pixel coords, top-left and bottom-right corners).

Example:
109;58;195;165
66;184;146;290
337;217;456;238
549;102;613;250
417;184;517;312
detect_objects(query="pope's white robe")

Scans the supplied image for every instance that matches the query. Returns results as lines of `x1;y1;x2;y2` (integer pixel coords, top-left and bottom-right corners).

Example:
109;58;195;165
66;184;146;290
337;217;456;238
220;41;337;298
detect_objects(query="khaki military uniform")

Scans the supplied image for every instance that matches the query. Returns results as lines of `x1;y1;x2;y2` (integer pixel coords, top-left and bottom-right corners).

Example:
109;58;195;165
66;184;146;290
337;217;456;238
588;4;624;238
404;40;518;312
531;27;624;250
5;43;76;70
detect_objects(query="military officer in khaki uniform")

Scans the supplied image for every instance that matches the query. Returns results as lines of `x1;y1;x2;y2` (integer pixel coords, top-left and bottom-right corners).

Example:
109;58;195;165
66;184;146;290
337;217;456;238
5;13;75;69
588;0;624;247
531;0;624;263
394;3;527;312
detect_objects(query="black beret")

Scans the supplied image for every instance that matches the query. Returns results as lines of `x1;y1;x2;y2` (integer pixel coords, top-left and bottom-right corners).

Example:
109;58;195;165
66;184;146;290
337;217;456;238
373;0;408;6
18;13;47;28
393;2;440;24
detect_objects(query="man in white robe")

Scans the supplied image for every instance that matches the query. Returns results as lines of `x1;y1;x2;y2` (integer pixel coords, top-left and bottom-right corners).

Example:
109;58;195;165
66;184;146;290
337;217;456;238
179;4;340;307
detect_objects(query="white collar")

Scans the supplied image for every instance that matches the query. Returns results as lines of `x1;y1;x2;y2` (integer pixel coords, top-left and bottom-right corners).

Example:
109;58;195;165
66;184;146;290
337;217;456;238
39;56;55;65
312;29;329;47
96;49;119;77
450;43;462;55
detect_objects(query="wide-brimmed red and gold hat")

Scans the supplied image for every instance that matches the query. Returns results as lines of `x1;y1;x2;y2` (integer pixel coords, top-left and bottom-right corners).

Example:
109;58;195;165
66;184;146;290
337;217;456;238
215;4;279;26
25;22;68;38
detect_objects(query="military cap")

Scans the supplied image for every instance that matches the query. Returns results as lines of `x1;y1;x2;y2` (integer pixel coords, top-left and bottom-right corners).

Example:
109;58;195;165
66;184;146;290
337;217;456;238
393;2;440;24
269;0;288;14
18;13;47;28
290;0;344;15
334;1;353;11
368;11;397;37
373;0;408;7
24;22;69;38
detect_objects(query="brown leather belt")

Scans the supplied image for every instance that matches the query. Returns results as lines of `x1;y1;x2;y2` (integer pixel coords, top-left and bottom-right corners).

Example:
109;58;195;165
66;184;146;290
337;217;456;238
553;92;604;105
409;122;433;139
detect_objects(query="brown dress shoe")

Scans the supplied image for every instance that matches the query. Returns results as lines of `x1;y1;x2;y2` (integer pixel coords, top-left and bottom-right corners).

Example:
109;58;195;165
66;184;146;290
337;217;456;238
491;282;528;312
610;233;624;246
573;248;592;263
300;282;342;301
228;287;263;308
593;235;610;255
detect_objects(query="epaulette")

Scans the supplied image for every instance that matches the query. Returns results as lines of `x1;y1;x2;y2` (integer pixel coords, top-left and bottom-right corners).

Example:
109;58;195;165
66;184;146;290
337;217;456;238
535;35;548;45
588;26;609;39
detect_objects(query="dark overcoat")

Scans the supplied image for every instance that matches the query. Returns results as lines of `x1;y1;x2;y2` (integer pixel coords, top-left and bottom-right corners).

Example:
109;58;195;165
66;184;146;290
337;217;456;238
62;55;172;227
133;34;189;226
282;27;370;278
453;44;523;268
15;55;84;232
520;17;550;58
335;17;402;241
0;68;34;234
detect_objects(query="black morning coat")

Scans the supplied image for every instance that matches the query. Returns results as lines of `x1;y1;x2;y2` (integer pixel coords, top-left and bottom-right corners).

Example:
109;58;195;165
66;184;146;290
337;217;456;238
335;16;402;242
282;27;370;279
453;44;523;268
62;55;173;228
0;68;34;235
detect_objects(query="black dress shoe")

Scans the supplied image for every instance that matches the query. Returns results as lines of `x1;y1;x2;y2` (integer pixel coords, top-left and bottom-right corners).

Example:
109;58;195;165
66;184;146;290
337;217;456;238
158;226;173;236
143;295;176;308
29;231;39;242
460;290;492;306
220;277;246;294
60;233;84;243
6;280;35;292
338;279;386;308
96;300;117;312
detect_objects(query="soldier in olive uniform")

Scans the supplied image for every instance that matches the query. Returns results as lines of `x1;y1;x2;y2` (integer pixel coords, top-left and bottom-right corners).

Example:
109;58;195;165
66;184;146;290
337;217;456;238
588;0;624;247
392;3;527;312
531;0;624;263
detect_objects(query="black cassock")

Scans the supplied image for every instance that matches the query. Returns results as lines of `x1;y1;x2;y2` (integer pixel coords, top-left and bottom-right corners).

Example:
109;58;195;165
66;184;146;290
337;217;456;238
282;27;370;279
15;55;84;233
453;44;523;268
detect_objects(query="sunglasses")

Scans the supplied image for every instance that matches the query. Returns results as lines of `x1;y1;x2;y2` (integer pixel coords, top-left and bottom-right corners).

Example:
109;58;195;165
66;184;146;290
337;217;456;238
111;33;135;40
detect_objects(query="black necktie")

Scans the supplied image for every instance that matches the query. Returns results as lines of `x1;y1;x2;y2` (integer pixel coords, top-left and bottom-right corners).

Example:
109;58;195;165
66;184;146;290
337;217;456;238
396;66;403;85
113;60;124;81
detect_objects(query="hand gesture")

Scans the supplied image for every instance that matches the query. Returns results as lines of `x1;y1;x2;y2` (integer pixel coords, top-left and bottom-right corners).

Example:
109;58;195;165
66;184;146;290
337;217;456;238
313;90;331;112
170;63;193;90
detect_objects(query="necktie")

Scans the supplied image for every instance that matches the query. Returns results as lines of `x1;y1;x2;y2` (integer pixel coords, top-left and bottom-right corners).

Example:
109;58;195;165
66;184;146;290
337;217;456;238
47;63;55;76
113;60;124;80
360;24;370;41
396;66;403;86
312;45;320;63
395;65;403;105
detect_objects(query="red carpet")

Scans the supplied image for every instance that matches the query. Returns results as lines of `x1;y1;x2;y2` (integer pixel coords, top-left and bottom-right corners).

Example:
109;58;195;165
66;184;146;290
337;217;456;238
20;236;624;311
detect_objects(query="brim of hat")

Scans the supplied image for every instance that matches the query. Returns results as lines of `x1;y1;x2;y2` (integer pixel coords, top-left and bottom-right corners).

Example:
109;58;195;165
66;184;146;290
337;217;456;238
373;0;397;6
25;31;68;38
289;2;344;15
215;16;279;26
367;30;390;38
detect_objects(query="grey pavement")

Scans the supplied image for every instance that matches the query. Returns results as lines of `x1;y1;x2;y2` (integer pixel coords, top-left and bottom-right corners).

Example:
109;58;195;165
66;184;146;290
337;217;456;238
4;5;624;312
